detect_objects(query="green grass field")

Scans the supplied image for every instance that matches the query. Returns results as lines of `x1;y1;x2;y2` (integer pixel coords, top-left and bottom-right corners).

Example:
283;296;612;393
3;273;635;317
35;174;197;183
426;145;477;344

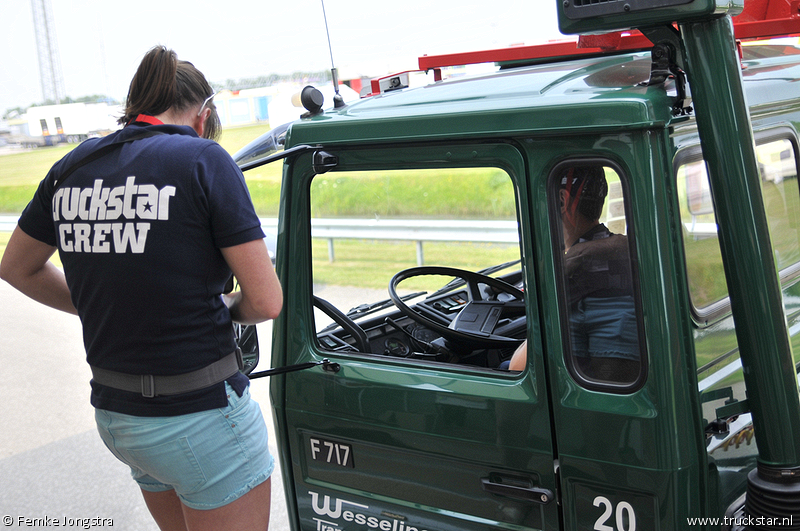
0;124;278;267
0;123;517;284
0;123;278;214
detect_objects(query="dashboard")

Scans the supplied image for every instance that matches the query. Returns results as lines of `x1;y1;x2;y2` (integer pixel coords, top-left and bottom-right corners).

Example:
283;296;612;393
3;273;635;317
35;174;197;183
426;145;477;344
315;267;526;368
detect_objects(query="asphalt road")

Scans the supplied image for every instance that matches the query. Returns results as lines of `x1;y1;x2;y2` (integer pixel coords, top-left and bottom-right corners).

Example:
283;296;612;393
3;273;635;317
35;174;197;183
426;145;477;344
0;279;289;530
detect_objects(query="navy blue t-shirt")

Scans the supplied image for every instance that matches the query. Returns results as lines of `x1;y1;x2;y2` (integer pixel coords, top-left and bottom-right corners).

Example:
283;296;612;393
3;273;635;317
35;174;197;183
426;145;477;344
18;123;264;416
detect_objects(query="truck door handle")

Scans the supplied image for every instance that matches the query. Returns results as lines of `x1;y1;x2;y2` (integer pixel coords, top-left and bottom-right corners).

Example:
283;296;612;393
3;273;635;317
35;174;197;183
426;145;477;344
481;478;553;504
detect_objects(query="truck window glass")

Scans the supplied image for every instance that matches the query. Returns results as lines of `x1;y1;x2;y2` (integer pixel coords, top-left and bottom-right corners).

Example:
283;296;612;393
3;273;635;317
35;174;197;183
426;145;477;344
309;167;525;370
551;163;645;388
678;138;800;313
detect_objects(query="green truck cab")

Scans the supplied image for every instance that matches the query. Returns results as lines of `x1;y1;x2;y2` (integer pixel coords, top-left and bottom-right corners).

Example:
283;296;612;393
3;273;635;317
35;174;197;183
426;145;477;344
236;1;800;528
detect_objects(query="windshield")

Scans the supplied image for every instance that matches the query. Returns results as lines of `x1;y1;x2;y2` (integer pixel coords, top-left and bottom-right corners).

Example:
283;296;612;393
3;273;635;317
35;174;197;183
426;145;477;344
233;121;290;167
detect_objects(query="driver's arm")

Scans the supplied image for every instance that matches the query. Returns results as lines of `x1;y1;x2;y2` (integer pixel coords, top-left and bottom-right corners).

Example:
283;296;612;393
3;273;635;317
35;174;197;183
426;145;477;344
508;340;528;371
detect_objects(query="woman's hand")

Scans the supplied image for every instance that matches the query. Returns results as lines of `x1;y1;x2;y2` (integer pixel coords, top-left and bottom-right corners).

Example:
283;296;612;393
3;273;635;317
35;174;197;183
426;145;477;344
220;238;282;325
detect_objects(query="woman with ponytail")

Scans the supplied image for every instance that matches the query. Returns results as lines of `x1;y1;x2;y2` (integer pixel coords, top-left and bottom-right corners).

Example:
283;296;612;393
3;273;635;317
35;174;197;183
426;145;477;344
1;46;281;530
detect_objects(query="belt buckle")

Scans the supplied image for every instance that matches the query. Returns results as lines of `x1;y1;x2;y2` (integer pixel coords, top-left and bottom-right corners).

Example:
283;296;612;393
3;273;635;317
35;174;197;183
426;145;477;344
141;374;156;398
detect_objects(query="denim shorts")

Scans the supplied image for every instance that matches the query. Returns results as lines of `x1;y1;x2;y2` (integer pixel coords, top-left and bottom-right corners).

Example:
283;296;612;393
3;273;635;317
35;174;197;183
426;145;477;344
95;383;274;510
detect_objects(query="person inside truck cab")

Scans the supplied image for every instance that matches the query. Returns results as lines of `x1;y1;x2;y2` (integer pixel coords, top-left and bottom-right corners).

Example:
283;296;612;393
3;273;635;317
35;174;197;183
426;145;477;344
506;165;640;384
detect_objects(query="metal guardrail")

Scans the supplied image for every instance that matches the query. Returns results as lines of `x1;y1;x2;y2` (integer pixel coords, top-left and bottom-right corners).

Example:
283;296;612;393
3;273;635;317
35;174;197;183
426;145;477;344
0;216;283;235
310;218;518;265
1;216;518;266
3;216;716;263
269;218;518;265
0;215;18;233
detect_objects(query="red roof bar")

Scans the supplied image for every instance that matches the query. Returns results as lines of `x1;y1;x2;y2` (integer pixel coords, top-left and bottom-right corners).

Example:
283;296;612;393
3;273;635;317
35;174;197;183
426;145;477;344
734;17;800;39
418;16;800;72
418;34;651;71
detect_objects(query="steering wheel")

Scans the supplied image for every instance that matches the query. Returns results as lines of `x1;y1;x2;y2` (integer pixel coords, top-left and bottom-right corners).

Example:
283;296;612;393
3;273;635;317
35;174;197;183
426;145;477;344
388;266;525;349
314;296;370;353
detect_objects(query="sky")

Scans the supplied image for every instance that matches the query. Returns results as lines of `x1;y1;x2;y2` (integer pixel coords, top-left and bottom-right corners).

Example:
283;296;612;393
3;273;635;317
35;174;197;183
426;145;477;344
0;0;566;114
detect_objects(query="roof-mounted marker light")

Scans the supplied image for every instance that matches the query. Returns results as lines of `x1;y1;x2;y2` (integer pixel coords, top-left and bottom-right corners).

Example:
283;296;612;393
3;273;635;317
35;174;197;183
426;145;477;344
369;71;416;96
291;85;325;117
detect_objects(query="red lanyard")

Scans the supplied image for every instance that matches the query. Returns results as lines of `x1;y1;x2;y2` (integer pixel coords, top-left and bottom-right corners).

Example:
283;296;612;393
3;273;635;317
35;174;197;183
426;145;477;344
129;114;164;126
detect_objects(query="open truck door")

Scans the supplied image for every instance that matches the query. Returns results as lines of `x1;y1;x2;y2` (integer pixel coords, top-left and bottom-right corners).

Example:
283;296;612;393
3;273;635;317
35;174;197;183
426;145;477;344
268;143;562;530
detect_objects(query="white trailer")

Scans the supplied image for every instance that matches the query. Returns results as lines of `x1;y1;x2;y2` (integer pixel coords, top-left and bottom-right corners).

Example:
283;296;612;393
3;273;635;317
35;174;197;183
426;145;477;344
25;103;121;144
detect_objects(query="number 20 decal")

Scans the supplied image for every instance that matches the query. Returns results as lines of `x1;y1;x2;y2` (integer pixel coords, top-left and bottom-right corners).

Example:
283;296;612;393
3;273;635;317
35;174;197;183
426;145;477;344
593;496;636;531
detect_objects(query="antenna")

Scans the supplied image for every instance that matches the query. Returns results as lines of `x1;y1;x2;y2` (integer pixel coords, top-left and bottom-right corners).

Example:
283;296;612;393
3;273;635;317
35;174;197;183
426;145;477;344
31;0;65;104
320;0;345;108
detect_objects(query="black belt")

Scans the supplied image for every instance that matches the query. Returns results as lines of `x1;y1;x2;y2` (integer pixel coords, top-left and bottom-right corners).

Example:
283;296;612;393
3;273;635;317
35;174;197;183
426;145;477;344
90;349;243;398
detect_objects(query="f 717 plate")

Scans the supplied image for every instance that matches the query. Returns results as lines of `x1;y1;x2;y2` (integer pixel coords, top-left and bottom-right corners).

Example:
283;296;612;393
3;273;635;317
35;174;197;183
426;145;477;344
307;435;354;468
